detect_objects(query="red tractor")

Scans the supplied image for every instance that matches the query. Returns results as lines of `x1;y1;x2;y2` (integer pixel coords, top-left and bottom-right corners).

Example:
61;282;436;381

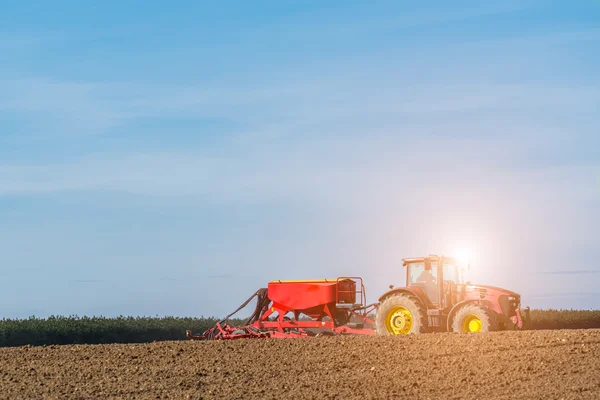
188;254;526;340
376;255;526;334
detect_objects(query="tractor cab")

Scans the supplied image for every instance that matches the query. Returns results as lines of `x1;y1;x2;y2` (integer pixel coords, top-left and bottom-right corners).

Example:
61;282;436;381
403;255;465;309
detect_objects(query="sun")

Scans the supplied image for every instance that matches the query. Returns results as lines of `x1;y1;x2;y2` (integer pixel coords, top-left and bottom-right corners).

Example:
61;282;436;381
454;247;472;265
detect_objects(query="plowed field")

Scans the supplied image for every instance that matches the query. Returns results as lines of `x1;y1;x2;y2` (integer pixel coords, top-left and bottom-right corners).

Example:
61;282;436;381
1;329;598;399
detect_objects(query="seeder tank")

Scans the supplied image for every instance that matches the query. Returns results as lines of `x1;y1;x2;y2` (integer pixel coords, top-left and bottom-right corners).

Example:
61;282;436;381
267;278;358;320
187;277;376;340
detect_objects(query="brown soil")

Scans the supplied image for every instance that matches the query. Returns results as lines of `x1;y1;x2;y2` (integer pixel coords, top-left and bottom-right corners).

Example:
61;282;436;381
0;329;599;399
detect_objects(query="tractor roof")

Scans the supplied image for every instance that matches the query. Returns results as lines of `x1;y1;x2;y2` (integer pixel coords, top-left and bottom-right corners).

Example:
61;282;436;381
402;255;458;266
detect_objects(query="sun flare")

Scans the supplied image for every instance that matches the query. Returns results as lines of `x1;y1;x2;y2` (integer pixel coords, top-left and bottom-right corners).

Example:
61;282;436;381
454;247;472;265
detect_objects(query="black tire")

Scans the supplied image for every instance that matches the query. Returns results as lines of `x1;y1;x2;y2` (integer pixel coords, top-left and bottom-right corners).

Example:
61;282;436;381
451;303;497;333
375;294;428;335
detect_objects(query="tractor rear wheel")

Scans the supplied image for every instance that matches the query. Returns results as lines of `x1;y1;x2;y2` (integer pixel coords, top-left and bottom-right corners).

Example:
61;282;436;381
375;294;428;335
452;304;497;333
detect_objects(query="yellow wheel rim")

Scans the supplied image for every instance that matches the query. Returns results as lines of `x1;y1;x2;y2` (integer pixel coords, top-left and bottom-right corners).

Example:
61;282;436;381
385;306;413;334
462;315;483;332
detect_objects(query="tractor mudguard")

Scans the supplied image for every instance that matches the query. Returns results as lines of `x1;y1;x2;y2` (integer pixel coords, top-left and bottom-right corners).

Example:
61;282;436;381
378;287;428;306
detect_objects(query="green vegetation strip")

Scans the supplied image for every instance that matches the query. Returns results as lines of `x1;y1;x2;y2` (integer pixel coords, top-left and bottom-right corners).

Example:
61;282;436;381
0;310;599;347
527;309;600;330
0;316;245;348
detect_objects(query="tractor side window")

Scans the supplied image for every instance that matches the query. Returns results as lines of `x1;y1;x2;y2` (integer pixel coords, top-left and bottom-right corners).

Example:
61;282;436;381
408;263;425;284
408;262;439;304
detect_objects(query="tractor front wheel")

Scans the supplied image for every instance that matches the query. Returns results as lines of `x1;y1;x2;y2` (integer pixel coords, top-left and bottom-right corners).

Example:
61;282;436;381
375;294;428;335
452;304;497;333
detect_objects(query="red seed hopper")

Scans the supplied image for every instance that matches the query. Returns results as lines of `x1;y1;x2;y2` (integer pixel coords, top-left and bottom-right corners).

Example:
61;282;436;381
187;277;377;340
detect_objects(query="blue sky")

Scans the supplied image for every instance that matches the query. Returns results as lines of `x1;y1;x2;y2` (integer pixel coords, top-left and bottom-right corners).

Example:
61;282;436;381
1;1;599;318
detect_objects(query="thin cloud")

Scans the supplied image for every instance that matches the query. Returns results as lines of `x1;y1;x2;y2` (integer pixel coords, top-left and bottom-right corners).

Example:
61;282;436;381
207;274;231;279
541;270;600;275
0;79;132;134
249;2;534;40
0;34;51;50
529;292;600;299
2;73;598;140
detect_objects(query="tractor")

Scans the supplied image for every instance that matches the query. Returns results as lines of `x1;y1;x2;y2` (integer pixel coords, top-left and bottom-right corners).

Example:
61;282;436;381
187;254;526;340
375;255;526;334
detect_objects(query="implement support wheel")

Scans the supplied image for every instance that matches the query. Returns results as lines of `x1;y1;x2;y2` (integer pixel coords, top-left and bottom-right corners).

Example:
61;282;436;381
375;294;428;335
452;303;497;333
